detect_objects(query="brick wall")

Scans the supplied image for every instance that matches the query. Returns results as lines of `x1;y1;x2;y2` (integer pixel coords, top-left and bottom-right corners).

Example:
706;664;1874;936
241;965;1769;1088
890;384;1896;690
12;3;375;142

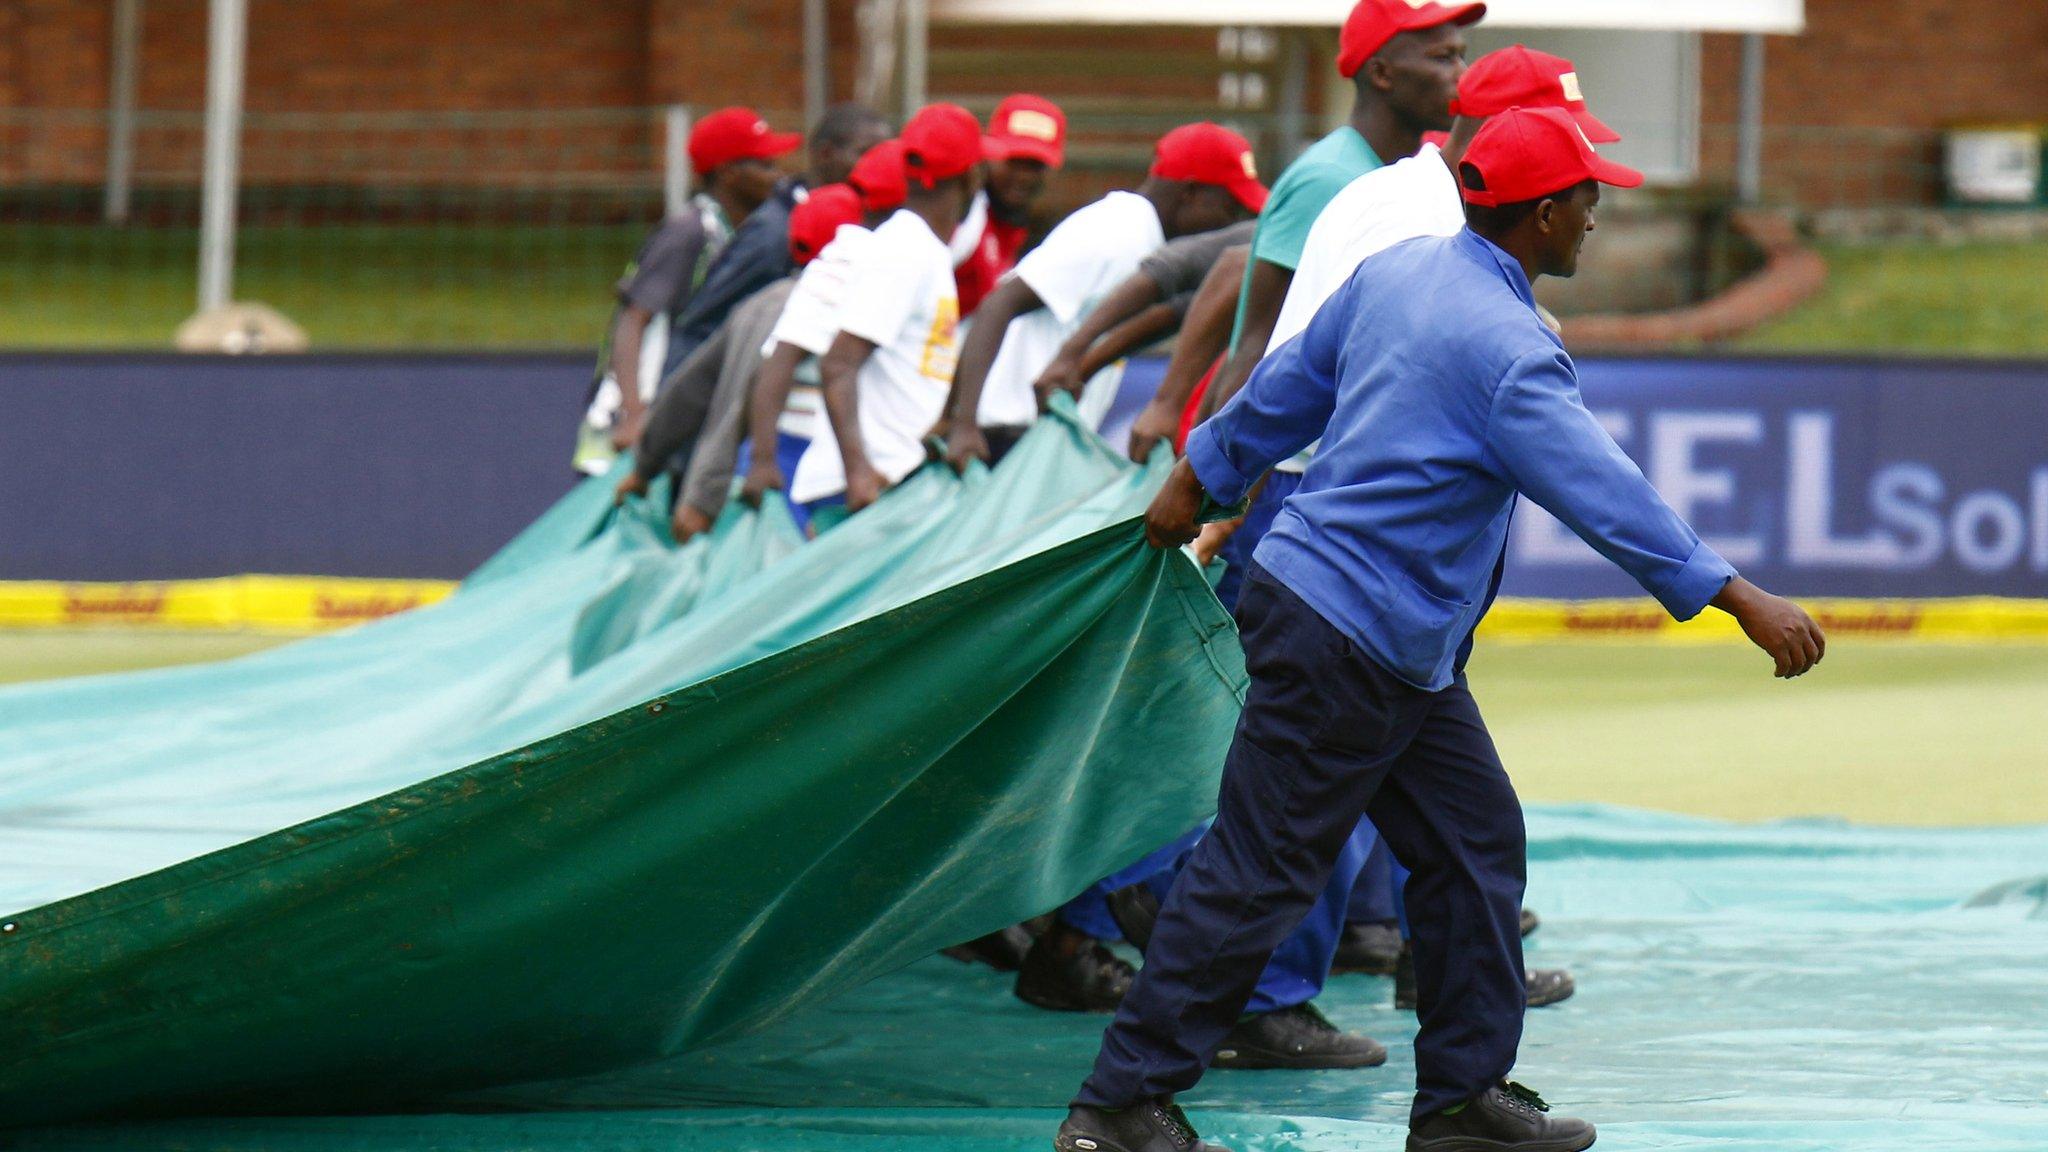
1696;0;2048;204
4;0;2042;202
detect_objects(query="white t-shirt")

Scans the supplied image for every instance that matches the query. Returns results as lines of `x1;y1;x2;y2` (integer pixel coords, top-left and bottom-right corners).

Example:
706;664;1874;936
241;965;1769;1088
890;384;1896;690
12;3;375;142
765;223;871;439
789;209;960;504
975;190;1166;430
950;190;989;267
768;223;871;358
1266;144;1467;472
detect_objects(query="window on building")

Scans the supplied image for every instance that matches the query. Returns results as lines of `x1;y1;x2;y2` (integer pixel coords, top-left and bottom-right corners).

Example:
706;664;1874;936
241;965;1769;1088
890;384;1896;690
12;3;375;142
1465;27;1702;185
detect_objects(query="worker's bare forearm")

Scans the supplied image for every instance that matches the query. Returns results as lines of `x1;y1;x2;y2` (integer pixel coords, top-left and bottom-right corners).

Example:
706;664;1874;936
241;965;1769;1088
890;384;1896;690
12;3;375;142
948;279;1039;424
1081;303;1181;380
611;306;653;414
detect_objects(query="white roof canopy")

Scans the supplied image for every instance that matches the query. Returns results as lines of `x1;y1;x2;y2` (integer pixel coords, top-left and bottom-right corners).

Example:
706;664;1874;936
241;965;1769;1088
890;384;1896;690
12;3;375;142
932;0;1804;34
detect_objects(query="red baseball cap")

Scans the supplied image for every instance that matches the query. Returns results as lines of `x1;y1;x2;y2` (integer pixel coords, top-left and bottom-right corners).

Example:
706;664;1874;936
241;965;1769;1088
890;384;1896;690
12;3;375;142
901;103;985;188
688;106;802;177
788;184;864;266
848;139;909;213
984;94;1067;169
1452;46;1619;143
1151;122;1269;214
1457;106;1641;207
1338;0;1486;80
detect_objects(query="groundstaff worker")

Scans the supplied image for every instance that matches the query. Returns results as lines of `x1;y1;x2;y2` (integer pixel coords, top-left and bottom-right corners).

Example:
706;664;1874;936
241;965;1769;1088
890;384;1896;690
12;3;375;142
1055;107;1825;1152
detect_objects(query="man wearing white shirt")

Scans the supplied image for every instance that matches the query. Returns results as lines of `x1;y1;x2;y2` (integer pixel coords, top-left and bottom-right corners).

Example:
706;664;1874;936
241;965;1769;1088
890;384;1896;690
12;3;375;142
790;105;985;532
1275;45;1619;353
740;141;913;520
941;123;1268;470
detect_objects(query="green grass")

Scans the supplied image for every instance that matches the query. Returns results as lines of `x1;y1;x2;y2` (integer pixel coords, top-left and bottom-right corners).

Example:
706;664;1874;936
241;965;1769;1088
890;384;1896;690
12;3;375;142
1470;641;2048;826
4;628;2044;827
0;629;283;685
1738;240;2048;358
7;224;2047;356
0;223;640;349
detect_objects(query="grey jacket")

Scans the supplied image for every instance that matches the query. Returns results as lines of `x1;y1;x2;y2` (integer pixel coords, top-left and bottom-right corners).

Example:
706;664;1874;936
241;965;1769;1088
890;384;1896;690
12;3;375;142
635;278;797;518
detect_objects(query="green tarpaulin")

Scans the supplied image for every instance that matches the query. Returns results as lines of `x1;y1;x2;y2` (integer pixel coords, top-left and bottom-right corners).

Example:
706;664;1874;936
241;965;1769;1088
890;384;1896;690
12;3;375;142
6;403;2047;1149
12;807;2048;1150
0;407;1245;1127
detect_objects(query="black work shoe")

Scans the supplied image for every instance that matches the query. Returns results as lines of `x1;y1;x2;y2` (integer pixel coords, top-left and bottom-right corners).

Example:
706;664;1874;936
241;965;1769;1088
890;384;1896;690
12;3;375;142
1520;908;1541;938
1525;967;1575;1008
1393;947;1574;1012
1015;927;1134;1012
1332;921;1404;975
1406;1081;1596;1152
1394;943;1418;1010
1212;1001;1387;1070
940;923;1037;971
1104;881;1160;951
1055;1100;1234;1152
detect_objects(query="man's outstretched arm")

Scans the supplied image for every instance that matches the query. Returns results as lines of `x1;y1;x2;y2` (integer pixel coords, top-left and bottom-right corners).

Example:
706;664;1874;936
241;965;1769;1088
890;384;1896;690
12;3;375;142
942;277;1043;471
1127;245;1249;464
1194;257;1291;422
1147;278;1350;549
1032;271;1165;405
818;331;885;511
1487;348;1824;677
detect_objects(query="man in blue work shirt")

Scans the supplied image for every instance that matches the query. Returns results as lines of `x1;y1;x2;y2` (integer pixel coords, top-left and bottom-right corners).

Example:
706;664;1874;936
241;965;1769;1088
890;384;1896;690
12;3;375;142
1056;108;1825;1152
1068;0;1500;1075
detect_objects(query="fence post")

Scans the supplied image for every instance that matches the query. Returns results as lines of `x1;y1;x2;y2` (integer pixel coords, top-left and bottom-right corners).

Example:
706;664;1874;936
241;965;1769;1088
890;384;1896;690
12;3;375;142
900;0;928;117
804;0;829;134
1736;32;1766;205
664;105;692;220
197;0;248;312
104;0;142;226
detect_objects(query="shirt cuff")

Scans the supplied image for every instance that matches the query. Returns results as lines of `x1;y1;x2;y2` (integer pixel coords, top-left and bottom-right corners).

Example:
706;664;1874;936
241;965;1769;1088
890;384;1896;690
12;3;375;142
1651;540;1738;622
1185;422;1255;508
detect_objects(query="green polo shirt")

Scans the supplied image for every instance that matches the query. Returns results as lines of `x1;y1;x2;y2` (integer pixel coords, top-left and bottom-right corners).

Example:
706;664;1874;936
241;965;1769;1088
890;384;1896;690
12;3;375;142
1228;125;1383;352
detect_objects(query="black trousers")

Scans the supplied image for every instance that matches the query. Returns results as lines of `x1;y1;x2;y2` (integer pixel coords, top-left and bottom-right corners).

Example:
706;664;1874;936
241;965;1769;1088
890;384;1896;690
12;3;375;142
1078;565;1528;1123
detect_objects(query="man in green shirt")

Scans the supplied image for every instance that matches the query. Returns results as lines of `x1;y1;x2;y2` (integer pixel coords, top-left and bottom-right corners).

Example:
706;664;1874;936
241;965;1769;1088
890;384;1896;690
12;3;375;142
1213;0;1481;423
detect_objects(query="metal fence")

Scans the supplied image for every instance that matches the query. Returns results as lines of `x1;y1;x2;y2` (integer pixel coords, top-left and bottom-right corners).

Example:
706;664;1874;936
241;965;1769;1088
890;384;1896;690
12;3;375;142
1;108;2043;357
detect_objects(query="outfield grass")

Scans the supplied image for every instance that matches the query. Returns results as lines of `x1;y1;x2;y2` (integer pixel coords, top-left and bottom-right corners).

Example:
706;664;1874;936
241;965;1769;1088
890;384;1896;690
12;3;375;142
1470;640;2048;826
1738;240;2048;358
4;628;2043;827
0;629;283;685
1;224;638;349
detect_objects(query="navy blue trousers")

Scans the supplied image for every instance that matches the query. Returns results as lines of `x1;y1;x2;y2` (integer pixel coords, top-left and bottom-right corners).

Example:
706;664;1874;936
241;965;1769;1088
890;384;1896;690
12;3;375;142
1078;566;1527;1123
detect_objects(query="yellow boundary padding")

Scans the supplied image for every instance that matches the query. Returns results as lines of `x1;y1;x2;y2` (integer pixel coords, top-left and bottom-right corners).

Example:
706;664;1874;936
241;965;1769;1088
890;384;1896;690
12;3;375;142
0;576;456;632
1481;597;2048;643
2;578;2046;641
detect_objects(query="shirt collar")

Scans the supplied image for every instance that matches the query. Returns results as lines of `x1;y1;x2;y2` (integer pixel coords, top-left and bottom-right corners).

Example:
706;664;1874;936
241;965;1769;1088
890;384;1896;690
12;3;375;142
1335;124;1383;170
1455;227;1537;310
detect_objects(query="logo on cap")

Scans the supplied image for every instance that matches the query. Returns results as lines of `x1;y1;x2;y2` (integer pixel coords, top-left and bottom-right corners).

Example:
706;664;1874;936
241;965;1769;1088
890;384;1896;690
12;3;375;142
1559;71;1583;102
1005;109;1060;143
1240;151;1259;179
1400;0;1435;8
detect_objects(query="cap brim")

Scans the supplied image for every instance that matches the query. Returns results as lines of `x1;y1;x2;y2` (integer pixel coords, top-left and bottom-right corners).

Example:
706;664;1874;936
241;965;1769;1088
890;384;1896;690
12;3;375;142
984;135;1064;169
1590;154;1644;190
1572;107;1622;144
1406;2;1487;32
1230;178;1270;214
746;131;805;162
